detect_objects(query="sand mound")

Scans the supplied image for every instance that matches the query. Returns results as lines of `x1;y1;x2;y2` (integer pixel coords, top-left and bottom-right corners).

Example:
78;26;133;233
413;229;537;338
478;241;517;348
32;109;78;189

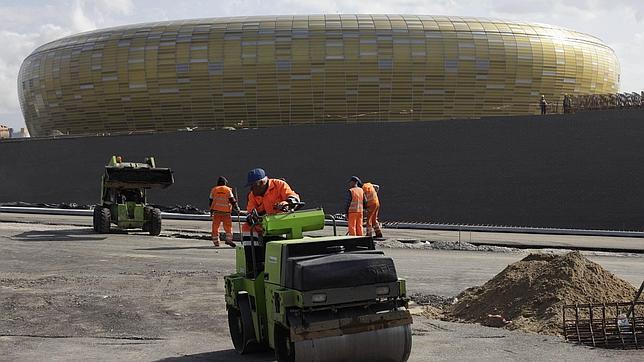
449;251;637;335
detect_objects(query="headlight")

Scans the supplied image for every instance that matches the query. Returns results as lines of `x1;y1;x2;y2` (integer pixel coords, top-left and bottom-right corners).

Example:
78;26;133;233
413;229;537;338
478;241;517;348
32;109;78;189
376;286;390;295
312;293;327;303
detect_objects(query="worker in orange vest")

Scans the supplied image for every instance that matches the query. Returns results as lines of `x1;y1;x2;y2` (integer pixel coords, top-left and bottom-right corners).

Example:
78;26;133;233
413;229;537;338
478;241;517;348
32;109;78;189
346;176;367;236
362;181;383;238
243;168;300;235
209;176;240;247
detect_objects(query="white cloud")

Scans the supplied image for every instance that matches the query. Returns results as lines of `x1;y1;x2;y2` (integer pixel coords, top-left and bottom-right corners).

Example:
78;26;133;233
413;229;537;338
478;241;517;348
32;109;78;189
0;0;642;129
72;0;97;32
0;25;71;124
96;0;134;15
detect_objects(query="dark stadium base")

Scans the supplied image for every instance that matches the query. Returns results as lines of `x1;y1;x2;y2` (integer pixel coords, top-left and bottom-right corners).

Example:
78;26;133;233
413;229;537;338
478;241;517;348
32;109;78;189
2;109;644;231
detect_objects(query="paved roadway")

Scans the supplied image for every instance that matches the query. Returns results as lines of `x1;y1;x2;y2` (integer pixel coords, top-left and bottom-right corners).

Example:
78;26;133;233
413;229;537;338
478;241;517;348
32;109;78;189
1;214;643;361
2;212;644;253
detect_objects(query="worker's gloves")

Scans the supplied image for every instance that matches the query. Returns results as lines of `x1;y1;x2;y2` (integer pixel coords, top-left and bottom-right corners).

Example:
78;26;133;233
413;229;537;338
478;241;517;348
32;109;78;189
276;201;290;211
276;197;301;212
246;209;261;225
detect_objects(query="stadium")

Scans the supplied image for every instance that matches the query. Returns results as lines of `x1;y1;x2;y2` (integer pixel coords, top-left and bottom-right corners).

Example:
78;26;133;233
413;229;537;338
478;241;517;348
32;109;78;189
18;15;620;137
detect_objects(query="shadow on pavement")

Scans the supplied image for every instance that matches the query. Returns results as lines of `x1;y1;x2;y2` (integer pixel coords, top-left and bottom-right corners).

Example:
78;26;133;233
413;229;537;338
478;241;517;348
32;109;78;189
134;245;235;251
155;349;274;362
11;228;107;242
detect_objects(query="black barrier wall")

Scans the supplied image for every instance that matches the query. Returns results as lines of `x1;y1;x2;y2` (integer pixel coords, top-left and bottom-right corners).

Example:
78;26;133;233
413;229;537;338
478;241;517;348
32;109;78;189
2;110;644;230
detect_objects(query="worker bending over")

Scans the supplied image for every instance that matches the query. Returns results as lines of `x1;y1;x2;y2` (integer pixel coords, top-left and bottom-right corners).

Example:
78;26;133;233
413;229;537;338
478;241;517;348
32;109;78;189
346;176;367;236
362;180;383;238
244;168;300;235
209;176;239;247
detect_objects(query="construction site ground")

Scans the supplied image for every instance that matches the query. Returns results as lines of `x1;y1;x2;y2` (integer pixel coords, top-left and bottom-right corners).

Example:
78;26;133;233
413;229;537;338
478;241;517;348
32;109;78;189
1;213;643;361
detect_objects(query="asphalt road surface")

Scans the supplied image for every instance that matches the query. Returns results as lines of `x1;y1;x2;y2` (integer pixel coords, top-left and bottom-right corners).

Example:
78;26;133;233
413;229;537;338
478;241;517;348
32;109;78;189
1;215;643;361
2;212;644;253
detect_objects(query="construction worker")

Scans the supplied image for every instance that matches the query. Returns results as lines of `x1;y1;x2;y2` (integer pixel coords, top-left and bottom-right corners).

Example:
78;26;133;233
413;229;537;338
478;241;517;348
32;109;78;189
362;180;383;238
243;168;300;234
209;176;239;247
346;176;366;236
563;94;572;114
540;95;548;115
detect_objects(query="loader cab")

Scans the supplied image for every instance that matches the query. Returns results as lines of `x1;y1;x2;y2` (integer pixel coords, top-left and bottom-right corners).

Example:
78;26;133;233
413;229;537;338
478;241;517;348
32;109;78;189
117;188;145;204
93;155;173;236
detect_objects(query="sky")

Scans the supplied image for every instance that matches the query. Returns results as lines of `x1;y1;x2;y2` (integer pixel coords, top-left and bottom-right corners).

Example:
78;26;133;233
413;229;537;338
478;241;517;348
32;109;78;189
1;0;642;129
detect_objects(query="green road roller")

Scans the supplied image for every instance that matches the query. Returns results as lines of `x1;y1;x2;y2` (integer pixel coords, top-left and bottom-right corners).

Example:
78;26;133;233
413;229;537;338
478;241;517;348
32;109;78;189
93;155;174;235
224;203;412;361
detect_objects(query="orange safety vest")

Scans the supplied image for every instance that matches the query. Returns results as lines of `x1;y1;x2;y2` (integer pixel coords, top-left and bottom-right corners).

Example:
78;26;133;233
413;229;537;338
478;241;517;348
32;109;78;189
247;178;299;215
362;182;379;206
348;187;364;213
210;185;234;212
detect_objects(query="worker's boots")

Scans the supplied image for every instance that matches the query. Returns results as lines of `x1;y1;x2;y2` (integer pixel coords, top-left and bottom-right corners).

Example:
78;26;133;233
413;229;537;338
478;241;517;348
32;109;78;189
224;235;236;248
212;237;221;247
374;224;384;239
367;226;384;239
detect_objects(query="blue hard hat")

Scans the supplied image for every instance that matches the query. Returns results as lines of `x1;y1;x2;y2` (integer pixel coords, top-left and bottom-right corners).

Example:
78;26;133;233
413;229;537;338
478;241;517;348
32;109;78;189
349;176;362;186
246;168;266;186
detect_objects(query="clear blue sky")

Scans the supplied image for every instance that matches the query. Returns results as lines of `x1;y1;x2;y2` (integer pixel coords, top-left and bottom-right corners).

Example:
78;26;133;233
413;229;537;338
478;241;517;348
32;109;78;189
1;0;642;129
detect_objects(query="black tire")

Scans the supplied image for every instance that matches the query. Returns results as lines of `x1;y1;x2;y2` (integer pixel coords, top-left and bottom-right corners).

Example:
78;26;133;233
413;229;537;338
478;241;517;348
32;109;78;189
92;206;101;232
142;206;152;232
148;208;162;236
96;207;111;234
274;326;295;362
228;296;259;354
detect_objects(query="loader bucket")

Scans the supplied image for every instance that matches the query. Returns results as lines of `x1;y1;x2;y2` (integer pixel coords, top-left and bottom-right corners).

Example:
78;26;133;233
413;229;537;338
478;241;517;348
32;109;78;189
104;166;174;189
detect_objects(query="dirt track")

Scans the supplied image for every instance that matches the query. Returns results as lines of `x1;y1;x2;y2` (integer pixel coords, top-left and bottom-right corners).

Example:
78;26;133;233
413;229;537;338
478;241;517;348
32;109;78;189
1;218;643;361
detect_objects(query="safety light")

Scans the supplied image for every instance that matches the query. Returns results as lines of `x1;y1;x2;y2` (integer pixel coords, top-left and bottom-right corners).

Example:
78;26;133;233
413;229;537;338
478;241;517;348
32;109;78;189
376;286;390;295
311;293;327;303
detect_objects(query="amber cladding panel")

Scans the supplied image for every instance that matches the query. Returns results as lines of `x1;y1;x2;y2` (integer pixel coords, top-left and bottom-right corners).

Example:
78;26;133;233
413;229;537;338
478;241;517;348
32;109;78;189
18;15;620;136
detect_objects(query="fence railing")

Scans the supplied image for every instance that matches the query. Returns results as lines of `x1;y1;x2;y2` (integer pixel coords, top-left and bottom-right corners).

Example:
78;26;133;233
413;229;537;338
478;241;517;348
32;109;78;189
564;92;644;113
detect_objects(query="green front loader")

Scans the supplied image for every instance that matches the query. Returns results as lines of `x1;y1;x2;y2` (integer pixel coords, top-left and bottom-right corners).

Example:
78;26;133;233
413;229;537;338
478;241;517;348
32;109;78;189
93;155;174;235
224;206;412;362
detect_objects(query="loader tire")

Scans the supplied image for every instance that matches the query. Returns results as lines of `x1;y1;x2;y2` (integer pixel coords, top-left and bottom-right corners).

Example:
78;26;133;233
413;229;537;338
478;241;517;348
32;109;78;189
96;207;111;234
92;206;101;232
228;297;260;354
142;206;152;232
149;208;162;236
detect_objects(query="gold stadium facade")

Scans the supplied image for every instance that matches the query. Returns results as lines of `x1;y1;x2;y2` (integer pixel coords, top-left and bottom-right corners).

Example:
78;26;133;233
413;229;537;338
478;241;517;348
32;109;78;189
18;15;620;137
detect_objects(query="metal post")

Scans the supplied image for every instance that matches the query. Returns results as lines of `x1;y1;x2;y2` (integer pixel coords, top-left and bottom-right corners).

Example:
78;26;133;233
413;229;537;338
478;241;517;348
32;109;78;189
602;304;608;347
249;227;257;279
234;188;242;242
616;303;626;348
575;304;581;343
326;214;337;236
589;306;596;347
627;281;644;319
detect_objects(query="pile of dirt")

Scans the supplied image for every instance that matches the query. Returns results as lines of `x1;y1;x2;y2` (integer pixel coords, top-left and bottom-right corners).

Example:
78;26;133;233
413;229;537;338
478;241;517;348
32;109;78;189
449;251;637;335
375;239;515;252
